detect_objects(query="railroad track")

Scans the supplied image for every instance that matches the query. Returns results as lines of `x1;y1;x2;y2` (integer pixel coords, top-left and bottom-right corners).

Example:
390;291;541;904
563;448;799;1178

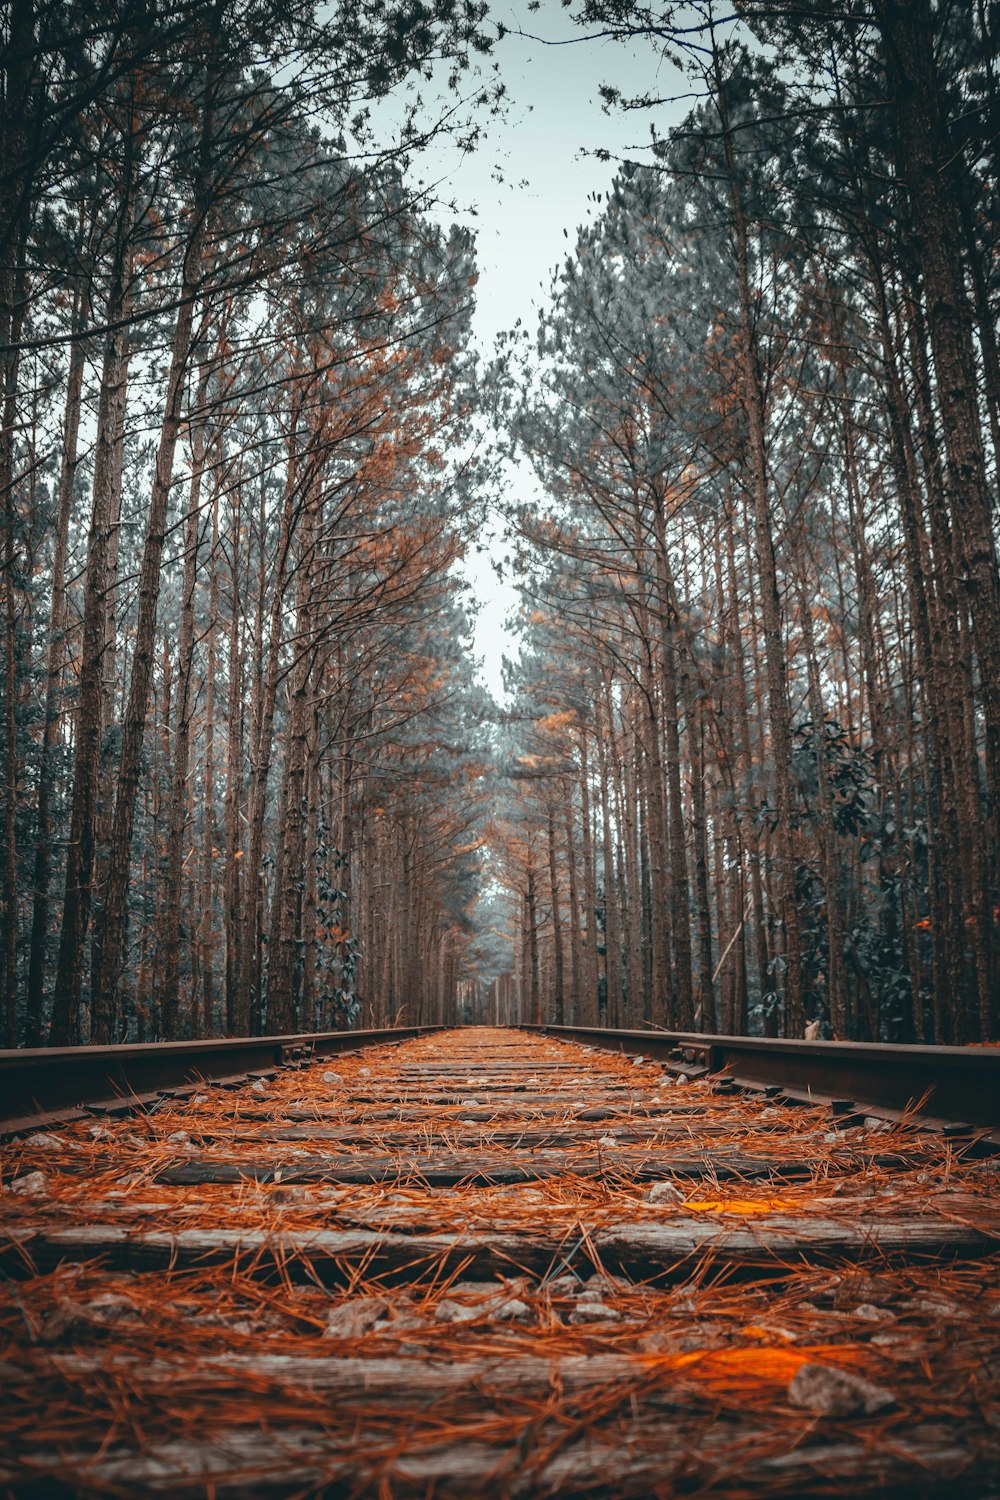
2;1027;999;1497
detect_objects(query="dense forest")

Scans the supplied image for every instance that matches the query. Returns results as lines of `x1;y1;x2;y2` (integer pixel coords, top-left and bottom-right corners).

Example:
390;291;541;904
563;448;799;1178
2;0;999;1047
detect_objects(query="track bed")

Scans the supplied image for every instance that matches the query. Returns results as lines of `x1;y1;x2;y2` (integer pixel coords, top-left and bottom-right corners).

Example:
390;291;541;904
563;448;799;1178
2;1027;1000;1497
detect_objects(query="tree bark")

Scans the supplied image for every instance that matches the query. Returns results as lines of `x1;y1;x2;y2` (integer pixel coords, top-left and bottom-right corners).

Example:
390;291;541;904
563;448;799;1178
160;373;209;1039
879;0;1000;1038
714;55;804;1034
546;802;565;1025
88;72;214;1040
49;105;138;1044
25;273;87;1042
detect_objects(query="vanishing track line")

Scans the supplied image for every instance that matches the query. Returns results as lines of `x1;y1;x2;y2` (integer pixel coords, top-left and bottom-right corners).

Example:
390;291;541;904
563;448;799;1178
2;1026;999;1497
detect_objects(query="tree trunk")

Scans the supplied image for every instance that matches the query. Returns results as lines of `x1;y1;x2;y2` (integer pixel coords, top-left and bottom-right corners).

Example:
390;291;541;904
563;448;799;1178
562;790;582;1021
595;675;622;1027
578;727;600;1024
546;803;564;1024
25;275;87;1042
200;467;220;1038
300;714;320;1033
621;706;645;1027
526;862;541;1026
880;0;1000;1039
0;0;37;1043
652;504;695;1027
160;374;208;1039
241;405;302;1034
689;691;715;1031
49;108;138;1043
88;79;214;1039
223;489;245;1033
715;58;804;1034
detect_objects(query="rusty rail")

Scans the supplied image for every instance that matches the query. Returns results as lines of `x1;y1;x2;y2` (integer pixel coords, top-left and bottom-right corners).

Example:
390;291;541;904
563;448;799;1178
8;1022;998;1137
0;1026;444;1135
3;1025;1000;1497
519;1025;1000;1131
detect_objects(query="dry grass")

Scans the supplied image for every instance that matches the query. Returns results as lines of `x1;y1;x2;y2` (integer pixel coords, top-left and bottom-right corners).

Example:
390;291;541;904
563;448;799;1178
2;1028;999;1497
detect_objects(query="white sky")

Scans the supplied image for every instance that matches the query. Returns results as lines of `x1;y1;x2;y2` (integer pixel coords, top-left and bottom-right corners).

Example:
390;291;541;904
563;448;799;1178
405;2;685;696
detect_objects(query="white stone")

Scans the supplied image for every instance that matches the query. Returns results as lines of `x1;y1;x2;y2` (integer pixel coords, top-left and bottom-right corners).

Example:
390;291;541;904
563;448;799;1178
852;1303;892;1322
646;1180;684;1205
323;1297;389;1338
669;1291;699;1316
494;1298;532;1323
907;1296;962;1318
870;1333;910;1350
788;1362;895;1416
544;1274;584;1295
434;1298;480;1323
87;1293;137;1323
10;1170;47;1196
568;1302;621;1324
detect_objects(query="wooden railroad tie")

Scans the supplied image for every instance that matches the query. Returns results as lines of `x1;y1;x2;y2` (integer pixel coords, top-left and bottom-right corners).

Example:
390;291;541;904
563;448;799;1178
2;1026;1000;1497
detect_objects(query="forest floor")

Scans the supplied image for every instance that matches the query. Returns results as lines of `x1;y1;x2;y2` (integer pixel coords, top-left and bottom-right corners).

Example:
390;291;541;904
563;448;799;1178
1;1028;999;1497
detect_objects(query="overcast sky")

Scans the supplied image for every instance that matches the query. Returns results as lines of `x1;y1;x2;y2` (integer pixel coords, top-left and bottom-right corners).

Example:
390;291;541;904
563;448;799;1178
458;4;680;347
405;2;686;696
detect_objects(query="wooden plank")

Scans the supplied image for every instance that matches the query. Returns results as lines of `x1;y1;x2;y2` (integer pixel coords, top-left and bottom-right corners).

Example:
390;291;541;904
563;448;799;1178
0;1346;798;1396
235;1104;703;1122
145;1149;920;1186
7;1212;997;1282
133;1122;830;1147
4;1027;1000;1500
0;1418;991;1498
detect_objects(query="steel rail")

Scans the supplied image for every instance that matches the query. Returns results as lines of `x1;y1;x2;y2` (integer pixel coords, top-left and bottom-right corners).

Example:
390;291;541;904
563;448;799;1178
520;1024;1000;1131
0;1026;444;1135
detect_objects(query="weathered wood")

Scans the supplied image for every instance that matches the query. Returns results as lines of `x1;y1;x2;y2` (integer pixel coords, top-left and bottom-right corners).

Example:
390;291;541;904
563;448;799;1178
0;1347;781;1396
7;1212;997;1283
125;1121;842;1146
144;1148;921;1187
235;1103;702;1123
5;1027;999;1500
0;1419;992;1498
